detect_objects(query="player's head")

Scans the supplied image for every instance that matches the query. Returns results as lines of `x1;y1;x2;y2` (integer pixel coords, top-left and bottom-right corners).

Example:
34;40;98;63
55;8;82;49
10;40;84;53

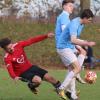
80;9;94;24
62;0;74;14
0;38;14;53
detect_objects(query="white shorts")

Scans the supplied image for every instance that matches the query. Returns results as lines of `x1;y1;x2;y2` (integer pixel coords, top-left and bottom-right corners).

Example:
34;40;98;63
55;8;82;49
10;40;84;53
57;48;77;67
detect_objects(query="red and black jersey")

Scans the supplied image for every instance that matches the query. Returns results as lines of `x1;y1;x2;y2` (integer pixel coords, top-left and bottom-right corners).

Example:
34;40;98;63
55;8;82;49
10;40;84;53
4;34;48;79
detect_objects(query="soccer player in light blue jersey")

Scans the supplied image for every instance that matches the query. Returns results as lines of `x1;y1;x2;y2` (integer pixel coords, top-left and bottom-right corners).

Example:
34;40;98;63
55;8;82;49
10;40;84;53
56;9;96;100
55;0;74;47
55;0;86;100
55;1;75;99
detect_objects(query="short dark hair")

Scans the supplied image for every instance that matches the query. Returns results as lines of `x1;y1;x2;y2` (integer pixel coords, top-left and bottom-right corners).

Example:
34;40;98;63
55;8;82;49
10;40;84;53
62;0;74;6
0;38;11;48
80;9;94;19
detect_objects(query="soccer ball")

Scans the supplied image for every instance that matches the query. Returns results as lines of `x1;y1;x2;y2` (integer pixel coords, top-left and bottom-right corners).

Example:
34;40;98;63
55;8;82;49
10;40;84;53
85;71;97;84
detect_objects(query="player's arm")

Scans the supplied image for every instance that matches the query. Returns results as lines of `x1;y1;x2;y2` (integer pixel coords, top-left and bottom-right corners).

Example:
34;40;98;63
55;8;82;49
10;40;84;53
69;23;95;47
19;32;54;47
71;35;96;47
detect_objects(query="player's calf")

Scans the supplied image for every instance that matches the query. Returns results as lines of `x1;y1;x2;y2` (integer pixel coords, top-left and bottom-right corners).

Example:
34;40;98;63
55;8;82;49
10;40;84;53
43;73;61;88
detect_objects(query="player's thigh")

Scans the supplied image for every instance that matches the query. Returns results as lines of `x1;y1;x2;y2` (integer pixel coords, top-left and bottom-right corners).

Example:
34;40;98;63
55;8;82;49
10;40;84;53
71;61;81;73
20;66;45;83
57;48;77;67
31;65;48;80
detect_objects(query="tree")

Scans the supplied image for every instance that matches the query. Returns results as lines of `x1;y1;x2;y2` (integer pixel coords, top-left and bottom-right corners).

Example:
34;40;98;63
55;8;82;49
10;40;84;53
80;0;90;11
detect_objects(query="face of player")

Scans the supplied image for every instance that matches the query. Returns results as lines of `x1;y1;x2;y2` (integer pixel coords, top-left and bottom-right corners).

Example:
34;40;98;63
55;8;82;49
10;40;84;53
82;17;93;24
5;43;14;53
63;3;74;14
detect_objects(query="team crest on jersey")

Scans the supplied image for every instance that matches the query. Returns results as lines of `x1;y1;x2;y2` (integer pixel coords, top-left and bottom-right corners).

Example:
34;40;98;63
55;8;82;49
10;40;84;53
17;55;25;64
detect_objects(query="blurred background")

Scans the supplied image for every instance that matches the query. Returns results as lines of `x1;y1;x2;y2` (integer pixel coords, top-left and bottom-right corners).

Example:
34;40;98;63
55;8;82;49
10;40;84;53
0;0;100;22
0;0;100;69
0;1;100;100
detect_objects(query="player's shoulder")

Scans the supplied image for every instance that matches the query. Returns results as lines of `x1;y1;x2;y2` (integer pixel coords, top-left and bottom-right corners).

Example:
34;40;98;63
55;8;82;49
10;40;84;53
4;53;9;59
71;17;80;24
4;53;10;59
68;17;80;28
59;12;68;18
4;53;11;63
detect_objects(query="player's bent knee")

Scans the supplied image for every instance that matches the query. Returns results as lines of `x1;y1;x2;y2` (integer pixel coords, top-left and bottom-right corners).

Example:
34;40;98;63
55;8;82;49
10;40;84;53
32;76;42;85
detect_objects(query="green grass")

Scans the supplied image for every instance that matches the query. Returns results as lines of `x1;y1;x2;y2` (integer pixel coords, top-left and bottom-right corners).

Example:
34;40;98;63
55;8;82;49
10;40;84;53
0;69;100;100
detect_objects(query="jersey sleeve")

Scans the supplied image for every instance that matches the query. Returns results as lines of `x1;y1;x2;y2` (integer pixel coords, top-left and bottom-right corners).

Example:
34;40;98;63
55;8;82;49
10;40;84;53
19;34;48;47
4;58;17;79
69;22;78;37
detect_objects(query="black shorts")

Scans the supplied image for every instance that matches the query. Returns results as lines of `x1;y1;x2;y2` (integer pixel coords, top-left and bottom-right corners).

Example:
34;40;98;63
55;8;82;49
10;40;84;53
20;65;48;82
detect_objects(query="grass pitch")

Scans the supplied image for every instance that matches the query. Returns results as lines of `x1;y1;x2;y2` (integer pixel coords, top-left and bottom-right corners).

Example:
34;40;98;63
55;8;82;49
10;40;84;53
0;69;100;100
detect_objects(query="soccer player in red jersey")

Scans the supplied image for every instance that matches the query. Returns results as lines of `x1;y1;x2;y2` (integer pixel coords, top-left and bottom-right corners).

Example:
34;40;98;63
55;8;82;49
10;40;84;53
0;33;61;94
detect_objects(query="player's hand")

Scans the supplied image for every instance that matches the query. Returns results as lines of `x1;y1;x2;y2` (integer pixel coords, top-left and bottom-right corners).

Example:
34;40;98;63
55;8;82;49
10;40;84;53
14;77;22;83
88;41;96;46
75;45;86;55
47;32;54;38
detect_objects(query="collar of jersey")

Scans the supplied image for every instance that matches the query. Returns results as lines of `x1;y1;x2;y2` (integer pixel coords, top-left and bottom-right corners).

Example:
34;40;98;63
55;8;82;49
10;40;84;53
63;11;70;16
